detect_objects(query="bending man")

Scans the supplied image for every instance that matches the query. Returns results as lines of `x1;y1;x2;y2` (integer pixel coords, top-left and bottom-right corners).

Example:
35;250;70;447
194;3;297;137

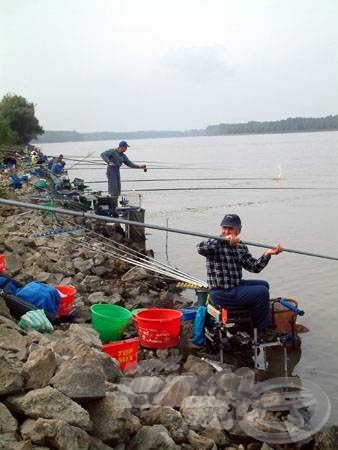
197;213;282;331
100;140;146;205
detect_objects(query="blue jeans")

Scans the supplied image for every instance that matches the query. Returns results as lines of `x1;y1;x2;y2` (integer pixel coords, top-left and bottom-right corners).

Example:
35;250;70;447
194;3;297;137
210;280;270;331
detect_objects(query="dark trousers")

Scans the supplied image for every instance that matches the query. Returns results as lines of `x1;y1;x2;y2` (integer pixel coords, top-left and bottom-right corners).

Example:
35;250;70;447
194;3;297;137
210;280;270;331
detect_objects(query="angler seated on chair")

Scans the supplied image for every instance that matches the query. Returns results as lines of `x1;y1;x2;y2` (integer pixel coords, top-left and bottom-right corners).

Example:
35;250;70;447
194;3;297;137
197;213;283;333
50;156;64;191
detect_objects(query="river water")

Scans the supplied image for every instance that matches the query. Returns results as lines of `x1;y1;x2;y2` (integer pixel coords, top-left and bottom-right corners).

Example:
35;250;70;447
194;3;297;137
40;131;338;423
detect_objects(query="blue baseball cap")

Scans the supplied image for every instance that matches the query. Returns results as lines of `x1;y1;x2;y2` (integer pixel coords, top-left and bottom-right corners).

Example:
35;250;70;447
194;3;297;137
220;214;242;228
119;140;130;148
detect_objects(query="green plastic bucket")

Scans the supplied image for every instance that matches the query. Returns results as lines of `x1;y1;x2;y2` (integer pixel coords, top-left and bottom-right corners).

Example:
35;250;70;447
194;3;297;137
91;304;132;342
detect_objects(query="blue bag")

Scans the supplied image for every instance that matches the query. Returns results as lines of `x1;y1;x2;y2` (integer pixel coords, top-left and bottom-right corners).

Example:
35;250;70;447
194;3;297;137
192;305;207;346
0;275;18;295
10;175;22;189
16;282;61;314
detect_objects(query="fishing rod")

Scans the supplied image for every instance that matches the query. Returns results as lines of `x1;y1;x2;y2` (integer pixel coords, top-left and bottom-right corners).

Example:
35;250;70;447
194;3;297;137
67;151;96;170
66;221;207;286
123;187;338;192
85;177;282;184
68;166;257;171
1;197;338;261
66;234;207;287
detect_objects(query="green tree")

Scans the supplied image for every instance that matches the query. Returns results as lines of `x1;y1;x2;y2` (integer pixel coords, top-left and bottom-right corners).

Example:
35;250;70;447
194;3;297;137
0;114;13;145
0;94;44;145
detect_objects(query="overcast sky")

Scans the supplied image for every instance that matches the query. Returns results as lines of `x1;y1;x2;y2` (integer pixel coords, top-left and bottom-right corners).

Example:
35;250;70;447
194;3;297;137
1;0;338;132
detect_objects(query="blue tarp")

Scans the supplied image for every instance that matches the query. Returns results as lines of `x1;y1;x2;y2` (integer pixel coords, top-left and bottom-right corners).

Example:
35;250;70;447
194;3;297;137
16;282;61;314
0;277;61;314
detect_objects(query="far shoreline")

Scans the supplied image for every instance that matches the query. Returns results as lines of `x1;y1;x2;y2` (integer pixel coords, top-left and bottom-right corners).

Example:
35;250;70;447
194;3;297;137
34;128;338;145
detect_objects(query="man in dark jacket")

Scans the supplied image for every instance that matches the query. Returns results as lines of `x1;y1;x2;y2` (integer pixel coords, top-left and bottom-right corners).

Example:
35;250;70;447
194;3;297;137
197;214;282;331
100;141;146;205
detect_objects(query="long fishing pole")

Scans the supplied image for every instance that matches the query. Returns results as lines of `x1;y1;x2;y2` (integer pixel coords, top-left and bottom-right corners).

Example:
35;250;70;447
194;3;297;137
75;222;207;286
85;177;282;184
123;187;338;192
1;197;338;261
69;166;262;171
61;216;207;285
67;151;96;170
67;234;207;287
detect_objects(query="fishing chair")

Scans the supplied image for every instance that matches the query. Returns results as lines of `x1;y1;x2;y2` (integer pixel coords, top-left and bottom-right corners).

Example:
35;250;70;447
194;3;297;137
207;296;254;334
204;299;255;364
205;297;298;371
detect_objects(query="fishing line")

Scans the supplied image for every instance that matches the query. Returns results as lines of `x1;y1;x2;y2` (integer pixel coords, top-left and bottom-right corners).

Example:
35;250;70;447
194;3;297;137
62;218;207;286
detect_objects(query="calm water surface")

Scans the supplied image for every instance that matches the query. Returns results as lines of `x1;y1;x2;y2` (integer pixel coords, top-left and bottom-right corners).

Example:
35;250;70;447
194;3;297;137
41;131;338;423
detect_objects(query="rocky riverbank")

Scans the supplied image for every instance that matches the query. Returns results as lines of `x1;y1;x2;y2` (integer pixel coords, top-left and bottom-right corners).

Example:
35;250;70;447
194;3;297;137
0;182;337;449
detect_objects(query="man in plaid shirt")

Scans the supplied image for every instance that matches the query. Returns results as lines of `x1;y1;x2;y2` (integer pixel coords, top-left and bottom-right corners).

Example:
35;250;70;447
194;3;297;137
198;214;282;331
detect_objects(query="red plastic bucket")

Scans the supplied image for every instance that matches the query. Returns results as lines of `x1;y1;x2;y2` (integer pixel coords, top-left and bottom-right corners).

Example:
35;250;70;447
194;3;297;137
56;285;76;316
0;254;6;272
102;338;139;371
134;308;182;348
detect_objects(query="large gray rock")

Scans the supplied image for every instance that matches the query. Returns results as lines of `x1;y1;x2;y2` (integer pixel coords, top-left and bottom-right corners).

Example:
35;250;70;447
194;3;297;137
0;355;23;395
187;430;216;449
25;417;90;450
4;253;22;276
66;324;101;349
0;314;23;331
50;358;106;400
49;335;96;360
153;375;197;408
140;406;183;428
46;272;64;284
0;325;28;353
180;395;231;432
4;237;26;253
127;424;178;450
81;275;103;291
20;418;36;440
33;272;50;283
73;257;94;274
91;266;109;277
48;335;121;382
126;376;164;395
314;425;338;449
22;347;56;389
0;437;32;450
86;392;141;445
6;386;91;430
200;425;232;447
87;292;108;305
121;267;149;282
0;299;11;319
89;438;115;450
0;401;18;433
183;355;213;375
92;350;121;383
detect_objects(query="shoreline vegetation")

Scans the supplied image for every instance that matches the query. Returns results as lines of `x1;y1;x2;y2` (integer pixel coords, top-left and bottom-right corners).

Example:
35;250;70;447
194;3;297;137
34;114;338;143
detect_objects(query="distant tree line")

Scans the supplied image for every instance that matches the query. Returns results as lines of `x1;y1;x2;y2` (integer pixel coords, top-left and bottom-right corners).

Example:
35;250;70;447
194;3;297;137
34;128;205;143
36;115;338;143
206;115;338;136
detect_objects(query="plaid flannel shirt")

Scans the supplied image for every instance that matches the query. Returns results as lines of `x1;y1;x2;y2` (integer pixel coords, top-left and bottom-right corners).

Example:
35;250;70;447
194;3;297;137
197;238;271;289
